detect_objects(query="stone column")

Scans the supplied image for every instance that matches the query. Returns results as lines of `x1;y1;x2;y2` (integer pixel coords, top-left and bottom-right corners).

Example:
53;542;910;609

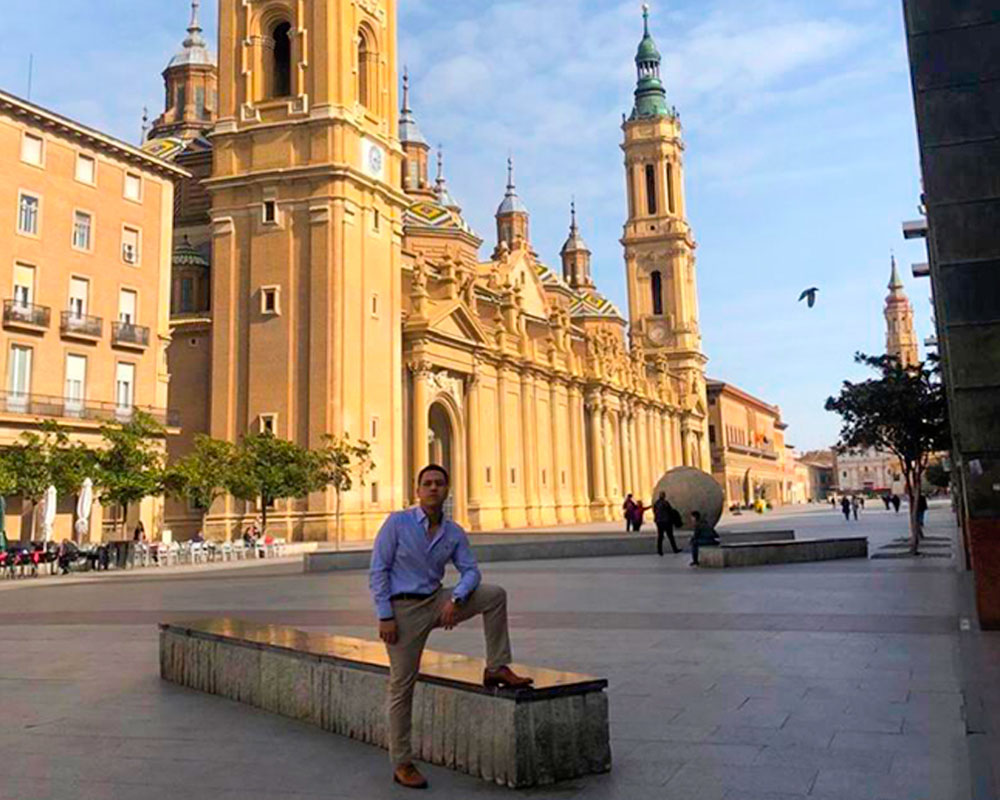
410;360;431;503
603;406;617;506
549;378;567;522
569;383;589;520
497;366;511;527
520;370;539;526
587;393;607;510
465;366;482;526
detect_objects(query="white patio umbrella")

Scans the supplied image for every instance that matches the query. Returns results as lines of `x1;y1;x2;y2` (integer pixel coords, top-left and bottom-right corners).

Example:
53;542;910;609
74;478;94;542
40;485;57;543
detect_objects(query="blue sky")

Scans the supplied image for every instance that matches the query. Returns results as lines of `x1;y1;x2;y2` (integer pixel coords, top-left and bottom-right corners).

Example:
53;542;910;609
0;1;931;451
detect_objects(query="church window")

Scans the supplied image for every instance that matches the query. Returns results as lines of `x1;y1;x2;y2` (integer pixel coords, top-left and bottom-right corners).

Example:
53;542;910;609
645;164;657;215
263;200;278;225
371;293;380;318
373;208;380;231
358;27;377;110
270;22;292;98
195;87;207;119
176;86;186;115
486;466;493;485
651;270;664;316
666;162;676;214
179;278;194;313
259;414;277;435
371;482;380;504
541;469;547;486
261;286;280;316
626;167;636;218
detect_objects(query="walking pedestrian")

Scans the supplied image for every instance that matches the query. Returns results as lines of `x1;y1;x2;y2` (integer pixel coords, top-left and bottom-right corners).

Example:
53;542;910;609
917;493;929;532
632;500;647;533
653;492;681;556
622;494;638;533
891;494;901;514
689;511;719;567
851;496;860;521
882;494;891;511
840;496;851;521
370;464;533;789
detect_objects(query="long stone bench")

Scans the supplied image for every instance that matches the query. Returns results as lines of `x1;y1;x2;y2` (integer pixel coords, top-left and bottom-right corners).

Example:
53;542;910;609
698;536;868;568
159;619;610;789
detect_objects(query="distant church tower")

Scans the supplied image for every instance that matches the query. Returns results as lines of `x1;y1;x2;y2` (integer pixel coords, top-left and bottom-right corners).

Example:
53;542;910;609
885;255;920;368
620;5;709;468
207;0;407;539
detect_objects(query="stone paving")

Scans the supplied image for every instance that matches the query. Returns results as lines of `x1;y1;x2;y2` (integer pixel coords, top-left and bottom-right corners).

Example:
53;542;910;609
0;501;994;800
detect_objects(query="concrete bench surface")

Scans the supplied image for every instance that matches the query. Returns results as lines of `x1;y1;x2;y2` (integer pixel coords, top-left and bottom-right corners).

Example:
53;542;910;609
160;619;611;788
699;536;868;569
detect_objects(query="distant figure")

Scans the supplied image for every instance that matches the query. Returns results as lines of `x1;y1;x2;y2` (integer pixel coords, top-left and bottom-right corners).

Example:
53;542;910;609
191;530;205;543
882;495;891;511
841;497;851;521
891;494;901;514
917;494;929;531
859;496;866;510
851;496;860;521
653;492;682;556
623;494;638;533
830;496;837;509
631;500;647;533
132;520;145;542
689;511;720;567
242;526;256;547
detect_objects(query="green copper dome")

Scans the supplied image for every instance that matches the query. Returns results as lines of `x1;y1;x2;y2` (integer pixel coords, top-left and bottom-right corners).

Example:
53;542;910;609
631;5;670;120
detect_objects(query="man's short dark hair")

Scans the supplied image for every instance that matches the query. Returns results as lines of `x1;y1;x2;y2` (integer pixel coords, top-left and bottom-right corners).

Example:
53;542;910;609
417;464;450;485
692;510;702;520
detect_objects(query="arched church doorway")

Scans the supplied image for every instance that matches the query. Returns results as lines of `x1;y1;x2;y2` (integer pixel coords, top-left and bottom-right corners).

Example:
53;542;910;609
427;401;465;523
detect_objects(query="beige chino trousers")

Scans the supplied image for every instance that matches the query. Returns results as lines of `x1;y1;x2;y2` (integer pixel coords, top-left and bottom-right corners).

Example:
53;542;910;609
385;583;512;766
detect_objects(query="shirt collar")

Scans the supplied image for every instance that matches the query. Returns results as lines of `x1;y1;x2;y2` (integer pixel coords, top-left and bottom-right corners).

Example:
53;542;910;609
413;505;449;529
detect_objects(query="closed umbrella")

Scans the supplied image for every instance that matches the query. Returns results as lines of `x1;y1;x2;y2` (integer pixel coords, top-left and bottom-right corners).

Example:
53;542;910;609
74;478;93;542
40;485;57;543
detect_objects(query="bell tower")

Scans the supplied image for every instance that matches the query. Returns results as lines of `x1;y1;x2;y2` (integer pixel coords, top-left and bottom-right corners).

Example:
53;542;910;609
621;5;709;467
208;0;408;540
885;255;920;368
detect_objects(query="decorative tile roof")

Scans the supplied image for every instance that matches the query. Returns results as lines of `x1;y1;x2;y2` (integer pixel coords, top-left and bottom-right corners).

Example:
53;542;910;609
173;236;209;269
404;200;475;235
570;288;624;321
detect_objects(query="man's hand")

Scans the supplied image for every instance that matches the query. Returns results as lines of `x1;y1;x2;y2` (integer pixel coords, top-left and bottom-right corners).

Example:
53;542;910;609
378;619;398;645
438;598;461;630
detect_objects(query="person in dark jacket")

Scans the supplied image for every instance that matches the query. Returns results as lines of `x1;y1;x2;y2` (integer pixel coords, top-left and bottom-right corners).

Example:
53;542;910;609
917;494;929;531
622;494;638;533
891;494;901;513
652;492;681;556
689;511;719;567
840;496;851;521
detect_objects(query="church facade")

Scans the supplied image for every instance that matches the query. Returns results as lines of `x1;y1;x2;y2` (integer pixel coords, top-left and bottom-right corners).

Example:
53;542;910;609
151;1;710;542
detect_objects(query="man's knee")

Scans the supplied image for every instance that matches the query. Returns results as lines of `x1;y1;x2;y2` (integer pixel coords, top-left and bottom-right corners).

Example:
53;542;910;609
475;583;507;606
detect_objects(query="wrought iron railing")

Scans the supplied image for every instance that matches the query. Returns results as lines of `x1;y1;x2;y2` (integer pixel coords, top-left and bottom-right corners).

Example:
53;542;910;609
61;311;103;338
0;390;179;427
112;321;150;348
3;299;50;329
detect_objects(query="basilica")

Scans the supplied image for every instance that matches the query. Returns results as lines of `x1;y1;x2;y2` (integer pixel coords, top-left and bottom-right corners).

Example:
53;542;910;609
150;0;711;541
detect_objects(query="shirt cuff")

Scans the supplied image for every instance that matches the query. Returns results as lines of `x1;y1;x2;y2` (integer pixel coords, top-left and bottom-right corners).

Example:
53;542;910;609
376;600;394;620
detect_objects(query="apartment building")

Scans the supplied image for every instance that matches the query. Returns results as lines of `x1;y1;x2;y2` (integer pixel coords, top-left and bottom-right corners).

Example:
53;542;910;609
0;89;187;541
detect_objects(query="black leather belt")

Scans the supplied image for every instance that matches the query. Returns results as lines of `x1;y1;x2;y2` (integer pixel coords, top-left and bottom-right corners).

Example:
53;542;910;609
390;592;436;601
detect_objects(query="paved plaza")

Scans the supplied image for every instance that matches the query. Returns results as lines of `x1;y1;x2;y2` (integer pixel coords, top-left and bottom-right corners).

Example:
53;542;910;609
1;502;997;800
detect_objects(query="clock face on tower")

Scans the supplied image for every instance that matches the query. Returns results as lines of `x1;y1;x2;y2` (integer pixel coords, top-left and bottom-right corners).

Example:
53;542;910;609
649;323;667;345
361;138;386;181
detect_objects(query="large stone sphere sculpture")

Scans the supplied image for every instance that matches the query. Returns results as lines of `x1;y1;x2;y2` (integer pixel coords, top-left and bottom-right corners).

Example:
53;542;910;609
652;467;724;531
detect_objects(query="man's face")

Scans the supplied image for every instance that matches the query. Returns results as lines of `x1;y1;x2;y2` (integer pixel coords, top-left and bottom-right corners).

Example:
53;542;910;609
417;470;450;509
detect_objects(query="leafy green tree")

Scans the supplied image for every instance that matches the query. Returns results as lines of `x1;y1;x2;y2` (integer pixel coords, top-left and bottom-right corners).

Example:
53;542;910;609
226;432;321;534
314;434;374;548
825;354;950;554
0;451;15;497
95;412;167;539
167;436;237;521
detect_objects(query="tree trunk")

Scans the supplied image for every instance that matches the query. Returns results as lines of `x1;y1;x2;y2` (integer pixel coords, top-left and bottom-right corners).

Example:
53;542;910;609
120;502;127;540
260;494;268;533
904;473;920;555
335;490;342;552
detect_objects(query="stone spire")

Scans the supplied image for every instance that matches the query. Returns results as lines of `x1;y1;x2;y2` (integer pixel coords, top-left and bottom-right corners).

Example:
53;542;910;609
631;4;669;120
561;199;594;289
398;67;428;147
496;156;530;249
885;253;920;368
435;146;460;211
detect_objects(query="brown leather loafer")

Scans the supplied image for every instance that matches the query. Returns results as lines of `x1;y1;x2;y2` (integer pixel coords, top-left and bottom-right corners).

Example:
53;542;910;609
484;665;535;689
393;762;428;789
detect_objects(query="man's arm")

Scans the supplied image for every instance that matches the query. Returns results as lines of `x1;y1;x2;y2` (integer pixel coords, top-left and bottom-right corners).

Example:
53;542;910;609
369;515;398;621
450;529;481;603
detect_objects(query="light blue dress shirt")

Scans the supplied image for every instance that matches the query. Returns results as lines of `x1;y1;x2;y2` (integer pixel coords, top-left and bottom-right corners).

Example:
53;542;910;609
369;506;482;620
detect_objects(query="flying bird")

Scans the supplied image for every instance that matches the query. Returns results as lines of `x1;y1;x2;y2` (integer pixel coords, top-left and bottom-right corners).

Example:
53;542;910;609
799;287;819;308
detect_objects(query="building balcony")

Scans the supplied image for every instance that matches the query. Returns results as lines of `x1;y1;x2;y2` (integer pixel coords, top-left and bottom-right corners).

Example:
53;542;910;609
112;321;150;350
3;299;51;333
60;311;103;341
0;390;179;427
727;443;780;461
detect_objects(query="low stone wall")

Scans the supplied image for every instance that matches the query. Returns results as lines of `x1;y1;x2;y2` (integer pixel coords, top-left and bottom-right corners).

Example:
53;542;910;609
159;619;611;789
699;536;868;568
303;535;655;573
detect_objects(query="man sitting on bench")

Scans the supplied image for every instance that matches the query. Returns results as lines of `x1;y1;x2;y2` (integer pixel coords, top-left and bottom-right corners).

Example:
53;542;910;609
370;464;534;790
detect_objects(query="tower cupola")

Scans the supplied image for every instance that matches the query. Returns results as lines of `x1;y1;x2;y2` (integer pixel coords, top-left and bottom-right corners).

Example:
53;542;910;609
631;4;670;120
561;200;594;289
399;69;433;198
884;254;920;368
151;0;218;141
496;157;530;249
